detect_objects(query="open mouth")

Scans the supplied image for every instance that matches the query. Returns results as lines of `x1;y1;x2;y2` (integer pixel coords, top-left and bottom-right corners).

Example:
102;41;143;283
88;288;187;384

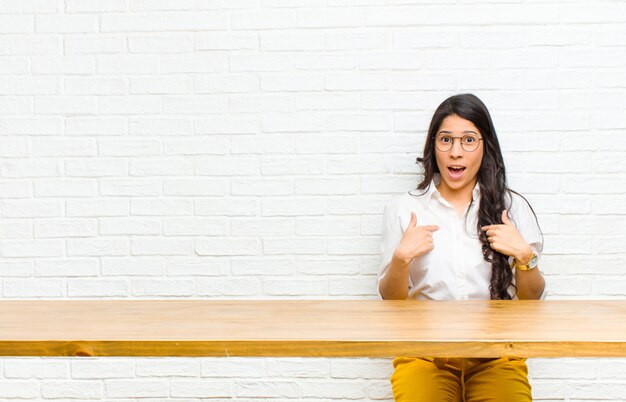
448;166;466;179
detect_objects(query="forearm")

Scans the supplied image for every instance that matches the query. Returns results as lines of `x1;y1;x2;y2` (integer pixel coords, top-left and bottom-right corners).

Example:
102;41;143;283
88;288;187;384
379;255;411;300
515;267;545;300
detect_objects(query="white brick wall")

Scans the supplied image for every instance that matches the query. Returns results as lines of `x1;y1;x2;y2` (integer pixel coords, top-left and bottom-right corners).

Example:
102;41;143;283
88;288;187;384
0;0;625;400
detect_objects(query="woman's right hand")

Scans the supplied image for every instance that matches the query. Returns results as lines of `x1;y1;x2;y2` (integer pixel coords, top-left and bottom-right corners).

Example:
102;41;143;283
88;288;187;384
392;212;439;265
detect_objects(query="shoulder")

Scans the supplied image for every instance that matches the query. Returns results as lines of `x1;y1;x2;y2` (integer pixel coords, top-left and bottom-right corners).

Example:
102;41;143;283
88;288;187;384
507;190;534;214
506;190;538;226
382;191;428;230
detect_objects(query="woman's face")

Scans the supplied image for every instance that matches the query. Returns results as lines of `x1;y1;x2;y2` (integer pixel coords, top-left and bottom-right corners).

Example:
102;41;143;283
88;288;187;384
434;114;484;199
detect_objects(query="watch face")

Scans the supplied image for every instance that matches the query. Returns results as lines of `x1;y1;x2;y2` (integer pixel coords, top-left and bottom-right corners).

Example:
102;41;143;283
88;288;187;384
529;255;539;269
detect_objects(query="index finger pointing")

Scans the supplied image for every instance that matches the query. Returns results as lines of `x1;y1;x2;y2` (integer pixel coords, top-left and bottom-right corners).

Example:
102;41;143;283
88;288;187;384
419;225;440;232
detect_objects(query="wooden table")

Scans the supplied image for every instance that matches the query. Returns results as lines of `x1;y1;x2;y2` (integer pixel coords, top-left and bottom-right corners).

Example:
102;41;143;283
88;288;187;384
0;300;624;358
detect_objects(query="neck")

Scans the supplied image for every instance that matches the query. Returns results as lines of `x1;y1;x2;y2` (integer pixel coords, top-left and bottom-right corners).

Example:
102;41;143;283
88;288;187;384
436;180;476;207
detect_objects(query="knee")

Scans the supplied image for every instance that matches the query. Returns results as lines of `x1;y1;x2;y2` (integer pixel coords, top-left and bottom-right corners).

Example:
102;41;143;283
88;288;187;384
465;358;532;402
391;357;461;402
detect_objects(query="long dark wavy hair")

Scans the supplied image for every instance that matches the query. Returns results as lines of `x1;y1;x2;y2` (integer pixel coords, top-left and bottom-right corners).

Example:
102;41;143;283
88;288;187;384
415;93;538;300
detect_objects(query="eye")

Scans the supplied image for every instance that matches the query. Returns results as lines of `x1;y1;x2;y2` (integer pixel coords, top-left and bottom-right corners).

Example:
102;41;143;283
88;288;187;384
463;135;477;144
439;136;452;143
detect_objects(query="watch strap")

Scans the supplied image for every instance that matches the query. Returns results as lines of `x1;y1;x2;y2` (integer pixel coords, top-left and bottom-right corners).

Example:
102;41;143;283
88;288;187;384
513;253;538;271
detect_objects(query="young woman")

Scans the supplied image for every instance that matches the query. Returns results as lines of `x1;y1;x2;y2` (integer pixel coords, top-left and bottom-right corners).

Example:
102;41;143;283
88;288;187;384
378;93;546;402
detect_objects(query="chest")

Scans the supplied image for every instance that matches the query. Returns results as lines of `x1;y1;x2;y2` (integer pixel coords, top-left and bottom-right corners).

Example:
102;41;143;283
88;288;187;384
402;202;491;287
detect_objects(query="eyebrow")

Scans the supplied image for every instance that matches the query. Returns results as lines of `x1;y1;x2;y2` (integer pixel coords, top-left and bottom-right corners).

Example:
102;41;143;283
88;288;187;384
437;130;479;135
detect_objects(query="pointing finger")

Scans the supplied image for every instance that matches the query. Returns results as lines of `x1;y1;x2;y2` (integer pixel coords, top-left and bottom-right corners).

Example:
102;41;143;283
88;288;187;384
502;209;512;226
419;225;440;232
408;212;417;228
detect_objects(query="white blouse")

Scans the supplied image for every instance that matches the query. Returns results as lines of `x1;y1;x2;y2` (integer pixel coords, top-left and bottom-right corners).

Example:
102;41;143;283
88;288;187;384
378;178;545;300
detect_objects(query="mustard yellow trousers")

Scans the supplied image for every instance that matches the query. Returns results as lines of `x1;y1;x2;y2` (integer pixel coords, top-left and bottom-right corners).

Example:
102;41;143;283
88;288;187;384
390;357;532;402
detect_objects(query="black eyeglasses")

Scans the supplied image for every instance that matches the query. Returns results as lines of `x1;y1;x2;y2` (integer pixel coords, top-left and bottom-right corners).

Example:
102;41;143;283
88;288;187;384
434;134;483;152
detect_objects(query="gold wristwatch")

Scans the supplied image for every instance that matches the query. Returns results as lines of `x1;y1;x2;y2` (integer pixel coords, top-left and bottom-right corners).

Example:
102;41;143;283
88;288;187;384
513;251;539;271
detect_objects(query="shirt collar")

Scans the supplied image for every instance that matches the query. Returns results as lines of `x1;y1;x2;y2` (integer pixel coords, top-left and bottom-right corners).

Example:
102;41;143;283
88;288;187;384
424;174;481;209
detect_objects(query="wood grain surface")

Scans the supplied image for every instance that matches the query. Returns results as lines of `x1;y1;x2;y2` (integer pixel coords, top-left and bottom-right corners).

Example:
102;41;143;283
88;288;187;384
0;300;624;357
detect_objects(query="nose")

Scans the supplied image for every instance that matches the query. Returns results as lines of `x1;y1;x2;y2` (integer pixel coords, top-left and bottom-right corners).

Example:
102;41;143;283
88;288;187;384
449;138;463;157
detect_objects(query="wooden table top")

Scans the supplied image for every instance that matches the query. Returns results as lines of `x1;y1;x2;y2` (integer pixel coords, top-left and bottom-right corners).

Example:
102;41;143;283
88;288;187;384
0;299;624;358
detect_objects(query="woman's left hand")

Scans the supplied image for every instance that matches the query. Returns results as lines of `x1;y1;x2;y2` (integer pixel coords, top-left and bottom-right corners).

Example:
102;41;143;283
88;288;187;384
481;210;532;263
